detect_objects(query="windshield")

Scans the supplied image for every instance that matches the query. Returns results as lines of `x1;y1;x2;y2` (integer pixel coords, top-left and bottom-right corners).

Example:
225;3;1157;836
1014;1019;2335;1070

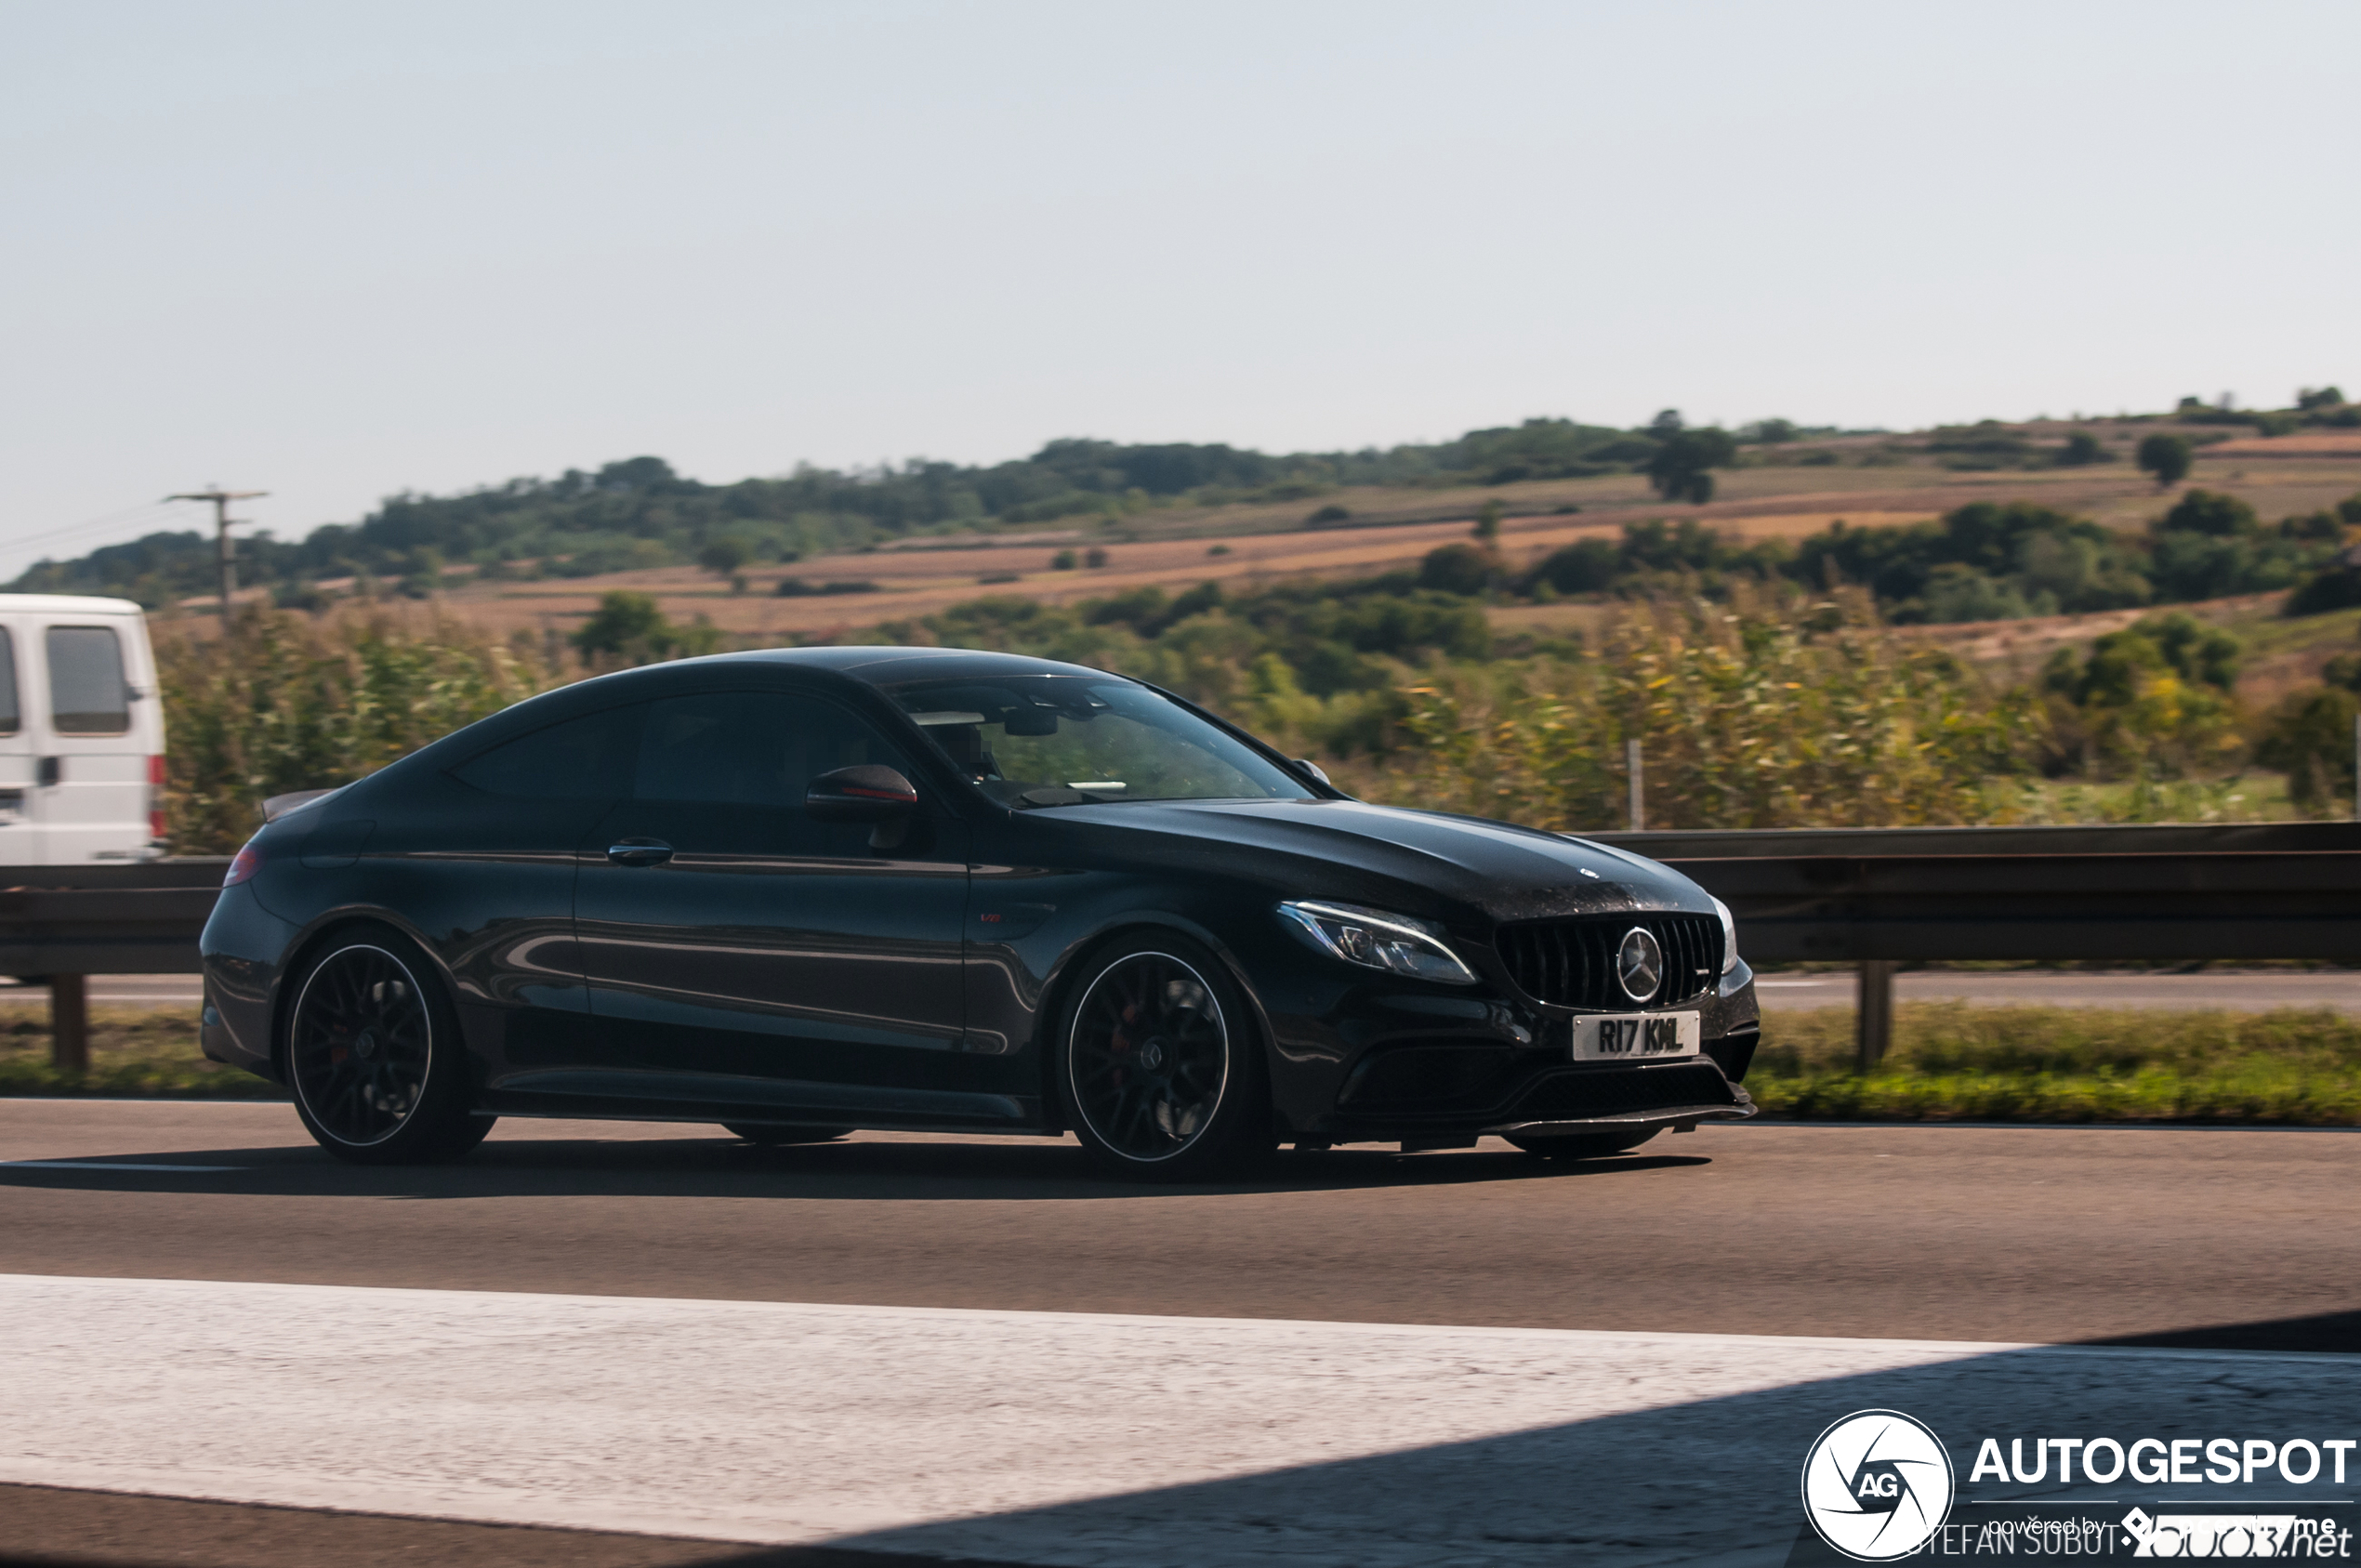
881;675;1314;808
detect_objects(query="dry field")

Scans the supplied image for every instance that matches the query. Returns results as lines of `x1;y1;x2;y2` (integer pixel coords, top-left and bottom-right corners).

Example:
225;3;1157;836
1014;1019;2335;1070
373;447;2357;642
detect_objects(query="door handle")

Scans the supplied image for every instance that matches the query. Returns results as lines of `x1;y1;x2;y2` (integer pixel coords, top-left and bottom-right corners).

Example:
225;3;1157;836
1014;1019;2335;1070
606;839;674;867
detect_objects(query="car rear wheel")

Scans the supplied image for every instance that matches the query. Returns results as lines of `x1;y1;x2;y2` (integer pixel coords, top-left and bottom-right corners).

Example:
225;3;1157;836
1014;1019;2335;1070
285;925;481;1166
1505;1127;1660;1161
1059;935;1271;1182
722;1124;851;1146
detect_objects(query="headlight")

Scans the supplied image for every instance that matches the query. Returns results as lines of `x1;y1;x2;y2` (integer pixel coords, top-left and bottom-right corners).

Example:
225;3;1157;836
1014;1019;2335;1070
1711;895;1739;975
1276;901;1477;985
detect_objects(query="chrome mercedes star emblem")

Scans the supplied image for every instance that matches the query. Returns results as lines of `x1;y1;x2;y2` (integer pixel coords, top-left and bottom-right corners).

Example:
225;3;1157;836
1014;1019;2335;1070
1616;929;1663;1003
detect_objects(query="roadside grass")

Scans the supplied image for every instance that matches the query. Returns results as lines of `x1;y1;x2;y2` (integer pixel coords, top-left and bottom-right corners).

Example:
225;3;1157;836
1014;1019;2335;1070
5;997;2355;1126
1751;1003;2361;1124
0;1004;283;1099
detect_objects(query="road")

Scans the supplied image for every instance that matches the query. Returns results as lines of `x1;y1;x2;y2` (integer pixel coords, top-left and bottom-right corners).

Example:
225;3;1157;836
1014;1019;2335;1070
11;968;2359;1016
5;1101;2361;1565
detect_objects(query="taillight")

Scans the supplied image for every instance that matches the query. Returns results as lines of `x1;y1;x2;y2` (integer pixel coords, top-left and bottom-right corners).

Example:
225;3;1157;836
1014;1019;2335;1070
224;841;262;887
148;755;167;843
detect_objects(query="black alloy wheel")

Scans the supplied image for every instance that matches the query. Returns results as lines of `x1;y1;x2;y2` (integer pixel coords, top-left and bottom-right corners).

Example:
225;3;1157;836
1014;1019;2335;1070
1060;936;1269;1180
1505;1127;1660;1161
286;927;485;1165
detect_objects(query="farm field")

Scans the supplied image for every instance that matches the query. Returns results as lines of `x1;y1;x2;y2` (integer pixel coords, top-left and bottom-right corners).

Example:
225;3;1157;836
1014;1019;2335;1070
244;442;2361;644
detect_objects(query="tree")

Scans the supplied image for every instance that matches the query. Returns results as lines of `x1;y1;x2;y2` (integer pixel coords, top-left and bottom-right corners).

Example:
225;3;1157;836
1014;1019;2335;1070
2137;434;2193;488
696;537;752;576
2057;431;2110;467
1471;500;1503;545
1645;428;1735;504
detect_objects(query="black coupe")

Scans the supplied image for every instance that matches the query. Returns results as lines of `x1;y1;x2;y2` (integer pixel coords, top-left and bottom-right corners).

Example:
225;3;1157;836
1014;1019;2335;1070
200;647;1760;1179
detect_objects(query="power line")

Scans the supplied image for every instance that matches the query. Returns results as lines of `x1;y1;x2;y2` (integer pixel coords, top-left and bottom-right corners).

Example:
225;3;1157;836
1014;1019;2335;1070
0;499;187;559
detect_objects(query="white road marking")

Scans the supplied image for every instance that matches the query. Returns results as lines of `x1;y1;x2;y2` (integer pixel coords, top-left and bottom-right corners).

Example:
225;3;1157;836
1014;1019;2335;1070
5;1275;2359;1566
0;1161;246;1172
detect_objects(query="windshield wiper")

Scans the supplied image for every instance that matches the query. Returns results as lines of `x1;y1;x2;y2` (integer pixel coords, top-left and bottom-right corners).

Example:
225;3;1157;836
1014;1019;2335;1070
1014;785;1128;808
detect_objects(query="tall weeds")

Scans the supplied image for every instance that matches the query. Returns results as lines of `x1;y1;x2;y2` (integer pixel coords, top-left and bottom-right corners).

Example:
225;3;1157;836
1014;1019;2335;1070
1352;588;2029;830
157;609;561;852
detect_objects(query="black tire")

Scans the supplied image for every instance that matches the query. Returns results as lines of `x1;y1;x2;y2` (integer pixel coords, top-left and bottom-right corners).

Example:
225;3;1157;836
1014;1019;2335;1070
722;1124;851;1146
1056;932;1272;1181
1506;1127;1660;1161
284;923;481;1166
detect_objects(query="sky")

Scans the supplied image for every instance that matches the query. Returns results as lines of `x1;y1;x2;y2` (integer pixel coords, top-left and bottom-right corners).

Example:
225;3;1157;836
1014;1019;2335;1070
2;0;2355;578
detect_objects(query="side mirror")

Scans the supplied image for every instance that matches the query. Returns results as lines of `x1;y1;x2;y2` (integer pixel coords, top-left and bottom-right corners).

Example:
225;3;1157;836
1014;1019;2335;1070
805;765;918;822
1293;758;1332;786
806;765;920;850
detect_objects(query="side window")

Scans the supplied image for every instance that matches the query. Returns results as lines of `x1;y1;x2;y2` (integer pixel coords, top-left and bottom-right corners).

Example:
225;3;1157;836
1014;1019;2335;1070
633;691;912;807
46;626;129;735
0;629;18;736
451;705;641;800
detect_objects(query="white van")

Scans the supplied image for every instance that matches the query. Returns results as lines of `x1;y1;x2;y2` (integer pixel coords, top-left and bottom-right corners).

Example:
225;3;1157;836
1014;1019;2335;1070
0;595;165;863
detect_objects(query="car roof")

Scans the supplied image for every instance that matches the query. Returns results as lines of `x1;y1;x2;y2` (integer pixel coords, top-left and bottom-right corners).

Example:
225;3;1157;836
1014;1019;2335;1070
687;646;1127;686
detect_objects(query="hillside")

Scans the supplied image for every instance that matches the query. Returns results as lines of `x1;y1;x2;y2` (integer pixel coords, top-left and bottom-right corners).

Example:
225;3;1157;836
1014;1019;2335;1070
20;391;2361;627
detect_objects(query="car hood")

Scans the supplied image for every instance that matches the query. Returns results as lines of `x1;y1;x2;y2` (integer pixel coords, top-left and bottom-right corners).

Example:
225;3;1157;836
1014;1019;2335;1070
1038;797;1708;926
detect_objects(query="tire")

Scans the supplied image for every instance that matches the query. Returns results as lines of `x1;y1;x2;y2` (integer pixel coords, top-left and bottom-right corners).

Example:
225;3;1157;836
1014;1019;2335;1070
284;923;481;1166
1506;1127;1660;1161
722;1124;851;1146
1056;932;1272;1181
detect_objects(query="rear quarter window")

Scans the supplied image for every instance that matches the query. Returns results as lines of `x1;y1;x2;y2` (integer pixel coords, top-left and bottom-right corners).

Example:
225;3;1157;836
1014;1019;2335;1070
450;704;641;800
46;626;129;735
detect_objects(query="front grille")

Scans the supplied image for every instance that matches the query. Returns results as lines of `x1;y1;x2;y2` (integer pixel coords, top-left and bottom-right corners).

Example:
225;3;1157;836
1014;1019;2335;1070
1506;1061;1737;1120
1493;914;1721;1009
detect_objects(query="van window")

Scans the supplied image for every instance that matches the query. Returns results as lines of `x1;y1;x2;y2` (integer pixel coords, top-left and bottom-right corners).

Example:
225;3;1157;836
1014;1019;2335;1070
46;626;130;735
0;629;17;736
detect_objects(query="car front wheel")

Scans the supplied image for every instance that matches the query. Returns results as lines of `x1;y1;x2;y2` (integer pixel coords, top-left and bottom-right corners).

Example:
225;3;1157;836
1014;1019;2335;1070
1058;934;1271;1182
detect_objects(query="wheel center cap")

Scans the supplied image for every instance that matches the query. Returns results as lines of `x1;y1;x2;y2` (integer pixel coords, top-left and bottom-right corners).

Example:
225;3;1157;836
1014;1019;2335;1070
1140;1039;1167;1071
353;1031;378;1061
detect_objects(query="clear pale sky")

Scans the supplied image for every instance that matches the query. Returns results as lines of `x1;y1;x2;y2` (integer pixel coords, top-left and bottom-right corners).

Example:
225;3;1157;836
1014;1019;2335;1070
3;1;2354;577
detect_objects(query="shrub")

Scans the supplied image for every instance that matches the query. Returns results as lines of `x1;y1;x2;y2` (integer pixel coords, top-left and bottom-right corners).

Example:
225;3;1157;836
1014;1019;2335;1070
1418;544;1492;596
1305;504;1352;526
2256;687;2358;811
1050;549;1078;570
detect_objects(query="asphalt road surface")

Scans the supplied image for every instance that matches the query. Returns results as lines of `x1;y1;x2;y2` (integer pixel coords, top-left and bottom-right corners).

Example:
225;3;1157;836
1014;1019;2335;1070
7;1102;2359;1566
11;968;2361;1015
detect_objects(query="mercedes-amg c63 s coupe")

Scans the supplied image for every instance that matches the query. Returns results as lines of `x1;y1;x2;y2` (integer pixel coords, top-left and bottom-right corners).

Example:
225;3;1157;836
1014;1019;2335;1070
200;647;1760;1179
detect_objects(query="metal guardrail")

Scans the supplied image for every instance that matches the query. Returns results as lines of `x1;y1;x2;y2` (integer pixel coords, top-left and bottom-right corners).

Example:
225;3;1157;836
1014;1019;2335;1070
0;861;226;1073
4;823;2356;1074
1591;822;2361;1066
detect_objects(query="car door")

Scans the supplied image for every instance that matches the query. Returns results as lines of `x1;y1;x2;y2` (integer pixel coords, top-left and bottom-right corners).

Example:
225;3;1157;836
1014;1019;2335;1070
33;620;147;863
571;685;995;1124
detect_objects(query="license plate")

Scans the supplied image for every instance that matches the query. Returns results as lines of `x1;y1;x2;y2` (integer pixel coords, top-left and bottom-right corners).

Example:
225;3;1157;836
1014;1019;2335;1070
1570;1012;1702;1061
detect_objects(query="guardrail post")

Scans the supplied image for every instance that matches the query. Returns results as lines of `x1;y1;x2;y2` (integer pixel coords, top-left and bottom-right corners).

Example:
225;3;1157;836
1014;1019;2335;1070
50;974;89;1075
1855;961;1894;1074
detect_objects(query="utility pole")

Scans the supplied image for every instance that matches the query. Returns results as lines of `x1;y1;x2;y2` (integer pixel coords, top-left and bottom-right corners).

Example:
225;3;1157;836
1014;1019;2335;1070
165;487;268;631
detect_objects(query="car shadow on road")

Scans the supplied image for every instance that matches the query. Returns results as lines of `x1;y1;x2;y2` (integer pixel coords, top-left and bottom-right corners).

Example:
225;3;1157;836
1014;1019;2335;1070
0;1132;1712;1203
